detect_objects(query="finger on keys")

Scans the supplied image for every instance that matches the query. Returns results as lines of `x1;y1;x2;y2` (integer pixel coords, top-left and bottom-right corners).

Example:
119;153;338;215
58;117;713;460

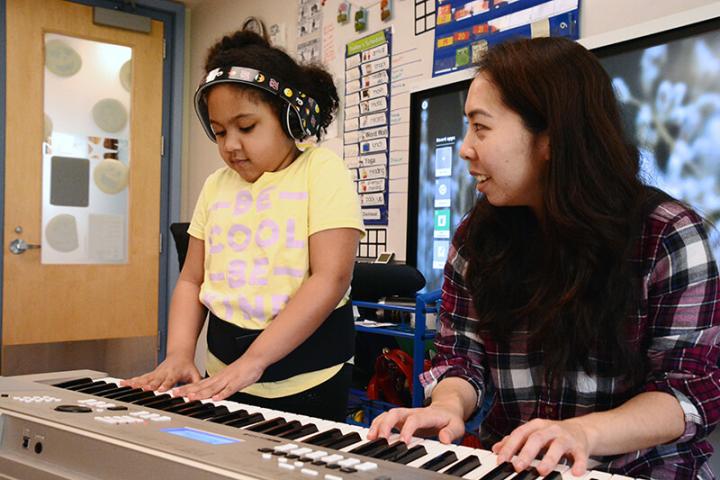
491;435;509;458
369;409;406;440
534;440;567;476
512;429;553;472
131;374;154;390
397;412;424;443
398;411;443;444
156;376;178;393
171;382;193;399
180;380;209;401
191;377;227;401
212;384;237;402
569;453;589;477
119;375;140;388
494;420;539;464
436;425;457;444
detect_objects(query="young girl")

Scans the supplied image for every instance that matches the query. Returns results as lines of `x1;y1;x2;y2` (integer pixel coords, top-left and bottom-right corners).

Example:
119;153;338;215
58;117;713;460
368;37;720;478
125;30;364;422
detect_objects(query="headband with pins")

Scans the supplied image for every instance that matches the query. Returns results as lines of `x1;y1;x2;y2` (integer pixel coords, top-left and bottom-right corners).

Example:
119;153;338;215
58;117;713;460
194;66;322;141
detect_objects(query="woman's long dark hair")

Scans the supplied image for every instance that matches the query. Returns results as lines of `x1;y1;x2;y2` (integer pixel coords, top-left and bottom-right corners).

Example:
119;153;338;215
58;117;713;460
464;37;662;386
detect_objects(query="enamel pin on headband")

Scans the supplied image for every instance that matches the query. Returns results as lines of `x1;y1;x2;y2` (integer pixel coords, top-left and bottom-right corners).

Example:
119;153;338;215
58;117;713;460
194;66;322;141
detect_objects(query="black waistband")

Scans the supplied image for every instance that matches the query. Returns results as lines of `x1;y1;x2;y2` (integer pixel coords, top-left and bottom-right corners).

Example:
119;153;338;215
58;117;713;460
207;302;355;383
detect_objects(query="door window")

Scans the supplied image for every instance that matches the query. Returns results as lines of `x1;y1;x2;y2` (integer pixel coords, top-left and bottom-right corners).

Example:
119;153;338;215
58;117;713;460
42;33;132;264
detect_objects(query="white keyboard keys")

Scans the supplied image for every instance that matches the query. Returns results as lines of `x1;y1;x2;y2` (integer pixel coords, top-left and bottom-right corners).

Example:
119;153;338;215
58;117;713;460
563;469;613;479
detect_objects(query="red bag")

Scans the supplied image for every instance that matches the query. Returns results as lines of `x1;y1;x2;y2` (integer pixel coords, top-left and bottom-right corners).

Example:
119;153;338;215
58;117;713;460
367;348;430;406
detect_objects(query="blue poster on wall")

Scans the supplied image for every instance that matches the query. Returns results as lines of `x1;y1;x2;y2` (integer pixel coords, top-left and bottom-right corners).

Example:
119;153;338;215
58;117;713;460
432;0;580;77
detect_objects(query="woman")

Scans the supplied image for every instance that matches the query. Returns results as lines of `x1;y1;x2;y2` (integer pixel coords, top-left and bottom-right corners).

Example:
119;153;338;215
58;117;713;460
368;37;720;479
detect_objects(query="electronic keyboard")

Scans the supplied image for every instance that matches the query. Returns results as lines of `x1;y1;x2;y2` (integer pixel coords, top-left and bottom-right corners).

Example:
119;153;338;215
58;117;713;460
0;370;636;479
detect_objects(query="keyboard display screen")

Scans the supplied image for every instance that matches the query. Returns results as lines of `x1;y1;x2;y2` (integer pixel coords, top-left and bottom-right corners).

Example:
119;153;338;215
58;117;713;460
162;427;241;445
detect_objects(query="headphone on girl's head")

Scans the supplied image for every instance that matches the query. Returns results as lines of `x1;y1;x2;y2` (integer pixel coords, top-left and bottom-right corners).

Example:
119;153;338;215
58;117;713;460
194;66;322;141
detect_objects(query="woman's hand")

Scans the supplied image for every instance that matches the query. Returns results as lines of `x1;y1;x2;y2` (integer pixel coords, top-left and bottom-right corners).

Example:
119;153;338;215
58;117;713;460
492;418;595;477
171;357;264;402
367;403;467;444
122;356;202;393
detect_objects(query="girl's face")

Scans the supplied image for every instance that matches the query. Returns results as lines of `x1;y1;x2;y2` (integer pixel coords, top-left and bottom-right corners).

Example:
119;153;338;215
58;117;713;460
207;84;299;183
459;74;550;215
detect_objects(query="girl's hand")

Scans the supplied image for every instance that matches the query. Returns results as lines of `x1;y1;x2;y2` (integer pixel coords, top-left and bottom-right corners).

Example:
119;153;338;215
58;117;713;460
492;418;594;477
171;357;264;402
367;403;467;444
122;356;202;393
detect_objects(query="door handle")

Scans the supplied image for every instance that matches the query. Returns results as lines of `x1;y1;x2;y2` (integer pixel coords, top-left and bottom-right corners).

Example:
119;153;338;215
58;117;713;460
9;238;41;255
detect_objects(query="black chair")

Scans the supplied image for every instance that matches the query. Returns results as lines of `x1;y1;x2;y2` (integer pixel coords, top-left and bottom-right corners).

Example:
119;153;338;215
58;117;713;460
349;263;427;392
350;262;426;302
169;222;190;270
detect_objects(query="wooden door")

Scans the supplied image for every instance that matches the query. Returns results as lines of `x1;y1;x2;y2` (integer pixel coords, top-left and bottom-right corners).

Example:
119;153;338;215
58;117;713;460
3;0;164;377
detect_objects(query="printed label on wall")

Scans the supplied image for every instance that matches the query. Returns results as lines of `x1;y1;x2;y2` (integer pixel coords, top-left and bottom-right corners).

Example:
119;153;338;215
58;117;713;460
345;29;392;227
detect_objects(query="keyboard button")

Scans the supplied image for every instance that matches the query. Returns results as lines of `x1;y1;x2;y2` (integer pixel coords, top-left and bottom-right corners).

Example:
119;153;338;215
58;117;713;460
354;461;377;472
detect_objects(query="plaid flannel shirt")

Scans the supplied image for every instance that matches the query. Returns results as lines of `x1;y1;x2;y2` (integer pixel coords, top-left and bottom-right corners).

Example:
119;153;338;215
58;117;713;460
420;201;720;479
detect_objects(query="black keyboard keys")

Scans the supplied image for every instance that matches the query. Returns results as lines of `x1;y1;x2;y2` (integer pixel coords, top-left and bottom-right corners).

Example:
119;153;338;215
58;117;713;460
188;405;229;420
348;438;389;457
75;381;112;394
93;385;134;398
53;377;94;390
480;461;516;480
141;396;184;410
392;445;427;465
164;400;202;414
134;393;171;406
226;412;264;428
419;450;458;471
113;390;157;403
324;432;362;450
513;468;541;480
444;455;481;477
375;441;408;461
282;423;318;440
262;420;301;437
104;388;143;400
246;417;286;433
66;380;105;391
302;428;343;447
208;410;250;424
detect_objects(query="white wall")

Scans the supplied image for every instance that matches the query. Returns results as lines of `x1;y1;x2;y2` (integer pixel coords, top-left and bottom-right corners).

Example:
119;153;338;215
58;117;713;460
181;0;720;252
579;0;718;38
183;0;301;220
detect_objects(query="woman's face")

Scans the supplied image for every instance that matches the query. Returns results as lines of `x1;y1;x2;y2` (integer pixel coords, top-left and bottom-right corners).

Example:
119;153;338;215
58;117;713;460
207;84;299;183
459;74;549;215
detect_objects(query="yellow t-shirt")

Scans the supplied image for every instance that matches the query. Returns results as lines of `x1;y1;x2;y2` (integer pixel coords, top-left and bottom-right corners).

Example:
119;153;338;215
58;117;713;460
189;146;364;397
